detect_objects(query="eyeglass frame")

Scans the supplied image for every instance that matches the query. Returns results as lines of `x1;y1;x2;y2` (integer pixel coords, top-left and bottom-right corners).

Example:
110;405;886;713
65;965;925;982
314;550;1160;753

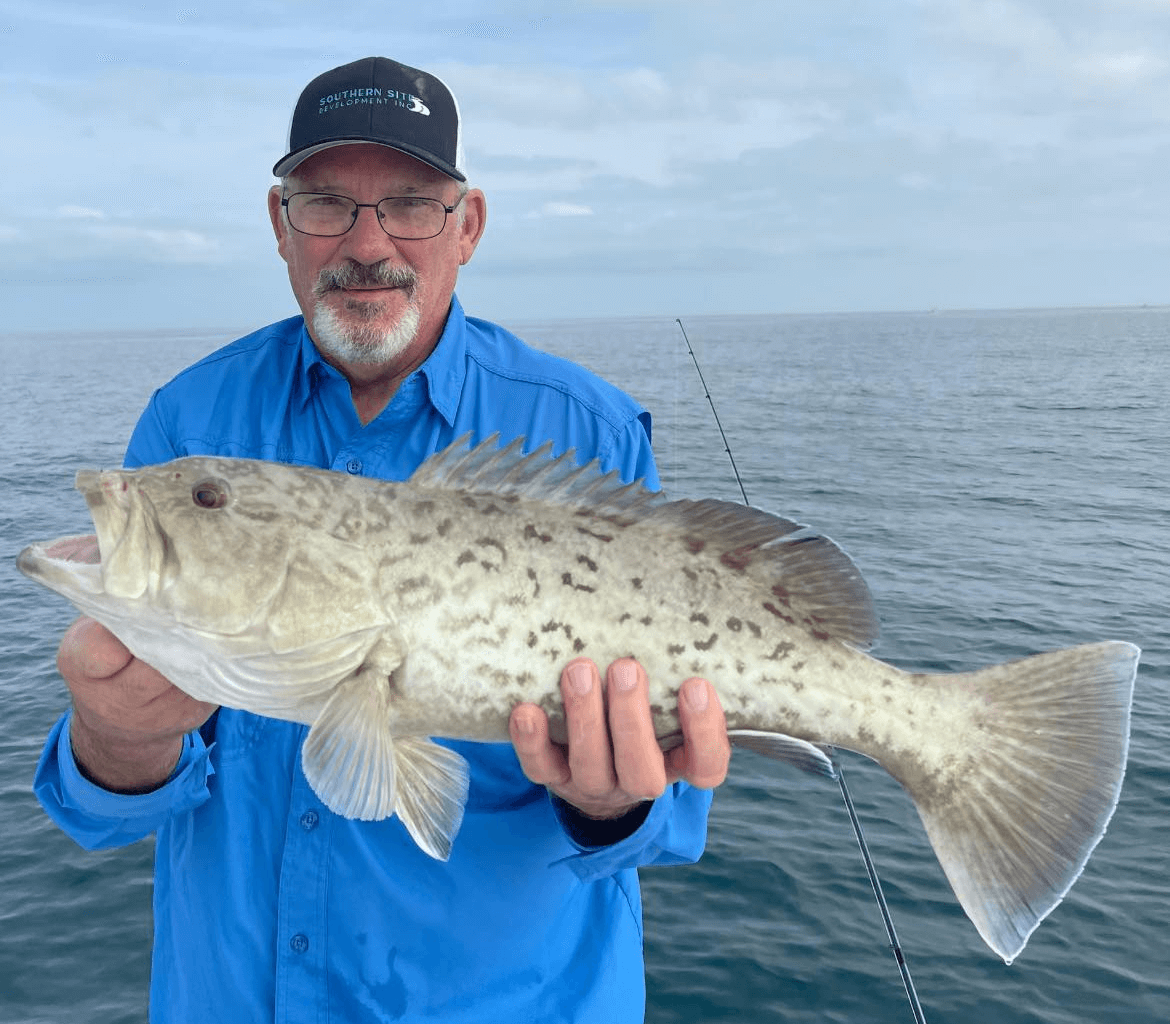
279;190;466;241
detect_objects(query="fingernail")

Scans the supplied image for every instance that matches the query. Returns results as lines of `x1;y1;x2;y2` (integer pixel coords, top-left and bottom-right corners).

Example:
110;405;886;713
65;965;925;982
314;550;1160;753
513;709;536;736
567;661;594;696
683;678;709;711
612;660;639;692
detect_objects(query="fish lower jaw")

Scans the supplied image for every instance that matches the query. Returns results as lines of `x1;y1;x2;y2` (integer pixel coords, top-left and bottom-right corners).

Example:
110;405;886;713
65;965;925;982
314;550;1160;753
16;537;105;598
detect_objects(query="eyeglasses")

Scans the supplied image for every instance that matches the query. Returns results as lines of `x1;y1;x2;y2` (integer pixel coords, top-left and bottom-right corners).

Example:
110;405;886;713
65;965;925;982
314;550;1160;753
281;191;462;240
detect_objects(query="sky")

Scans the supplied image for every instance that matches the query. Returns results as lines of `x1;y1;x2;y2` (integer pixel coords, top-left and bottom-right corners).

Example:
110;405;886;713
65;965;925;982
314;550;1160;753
3;0;1170;331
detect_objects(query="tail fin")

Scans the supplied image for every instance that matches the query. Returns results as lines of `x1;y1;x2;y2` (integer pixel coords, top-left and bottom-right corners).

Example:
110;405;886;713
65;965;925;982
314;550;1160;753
904;641;1138;963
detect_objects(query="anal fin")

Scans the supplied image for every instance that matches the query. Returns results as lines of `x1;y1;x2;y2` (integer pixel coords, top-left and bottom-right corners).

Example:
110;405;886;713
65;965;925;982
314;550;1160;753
729;730;838;780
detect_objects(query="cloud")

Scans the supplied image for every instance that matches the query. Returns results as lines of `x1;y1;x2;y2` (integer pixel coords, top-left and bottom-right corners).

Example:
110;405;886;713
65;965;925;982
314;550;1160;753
79;223;222;262
56;205;107;220
528;201;594;218
451;57;840;190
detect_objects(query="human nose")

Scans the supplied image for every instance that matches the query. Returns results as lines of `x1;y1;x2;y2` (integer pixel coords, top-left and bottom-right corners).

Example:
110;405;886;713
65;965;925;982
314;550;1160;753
340;203;402;262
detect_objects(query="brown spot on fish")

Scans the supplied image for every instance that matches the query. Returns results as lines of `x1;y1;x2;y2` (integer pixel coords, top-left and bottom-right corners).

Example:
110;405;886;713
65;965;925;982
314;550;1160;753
694;633;718;651
409;532;430;545
639;616;653;626
765;641;795;661
630;577;643;589
527;632;538;648
618;612;631;624
690;612;709;626
573;638;585;653
576;526;614;543
684;536;705;554
577;554;598;572
745;620;762;638
524;524;553;543
456;550;476;567
720;545;754;572
726;617;742;632
682;567;698;583
771;583;792;606
436;519;452;537
763;601;795;624
667;643;686;656
527;568;540;598
561;572;595;594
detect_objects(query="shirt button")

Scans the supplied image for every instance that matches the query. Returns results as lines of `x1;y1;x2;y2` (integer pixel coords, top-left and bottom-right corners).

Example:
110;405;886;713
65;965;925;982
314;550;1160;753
345;458;363;475
290;933;310;954
299;810;319;831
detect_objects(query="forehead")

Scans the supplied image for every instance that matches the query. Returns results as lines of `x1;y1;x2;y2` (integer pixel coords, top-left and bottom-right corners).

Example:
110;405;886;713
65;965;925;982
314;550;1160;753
286;144;454;195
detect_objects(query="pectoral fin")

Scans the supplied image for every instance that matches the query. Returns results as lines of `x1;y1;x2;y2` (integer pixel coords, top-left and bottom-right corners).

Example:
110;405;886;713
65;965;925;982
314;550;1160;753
729;730;838;779
301;669;399;821
300;670;470;860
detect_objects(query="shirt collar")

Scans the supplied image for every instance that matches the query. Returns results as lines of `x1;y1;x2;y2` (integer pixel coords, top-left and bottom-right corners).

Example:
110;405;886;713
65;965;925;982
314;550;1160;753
296;295;469;426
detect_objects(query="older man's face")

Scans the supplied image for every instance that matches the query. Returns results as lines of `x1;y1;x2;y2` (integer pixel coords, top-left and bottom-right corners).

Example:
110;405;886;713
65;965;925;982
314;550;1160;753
269;144;483;376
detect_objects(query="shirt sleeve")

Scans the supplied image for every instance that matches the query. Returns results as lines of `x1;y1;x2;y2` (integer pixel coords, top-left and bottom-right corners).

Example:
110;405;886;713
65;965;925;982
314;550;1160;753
603;412;661;491
33;711;215;851
124;391;180;468
550;782;713;880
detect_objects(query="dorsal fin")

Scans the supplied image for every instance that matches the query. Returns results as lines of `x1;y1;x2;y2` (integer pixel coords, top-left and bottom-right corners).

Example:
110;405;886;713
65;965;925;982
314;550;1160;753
647;498;880;651
409;433;666;520
410;435;878;650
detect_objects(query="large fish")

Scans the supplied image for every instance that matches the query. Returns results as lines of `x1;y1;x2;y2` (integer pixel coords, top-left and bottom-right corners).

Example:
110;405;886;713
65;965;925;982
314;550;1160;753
18;435;1137;964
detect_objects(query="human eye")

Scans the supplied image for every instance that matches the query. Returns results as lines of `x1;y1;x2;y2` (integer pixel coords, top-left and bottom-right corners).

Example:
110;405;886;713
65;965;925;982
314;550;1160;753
383;196;431;212
304;193;349;208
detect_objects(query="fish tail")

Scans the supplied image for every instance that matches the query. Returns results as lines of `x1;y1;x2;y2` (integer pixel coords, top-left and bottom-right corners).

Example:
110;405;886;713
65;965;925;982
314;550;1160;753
903;640;1138;964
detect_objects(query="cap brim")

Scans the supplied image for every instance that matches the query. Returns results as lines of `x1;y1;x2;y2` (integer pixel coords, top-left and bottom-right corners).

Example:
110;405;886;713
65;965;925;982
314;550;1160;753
273;139;466;181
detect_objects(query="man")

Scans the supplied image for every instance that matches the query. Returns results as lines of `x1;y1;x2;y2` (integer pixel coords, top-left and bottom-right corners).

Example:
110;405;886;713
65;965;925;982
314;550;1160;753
35;57;730;1022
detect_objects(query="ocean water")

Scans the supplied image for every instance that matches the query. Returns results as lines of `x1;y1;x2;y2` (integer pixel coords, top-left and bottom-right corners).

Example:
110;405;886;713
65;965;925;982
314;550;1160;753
1;307;1167;1023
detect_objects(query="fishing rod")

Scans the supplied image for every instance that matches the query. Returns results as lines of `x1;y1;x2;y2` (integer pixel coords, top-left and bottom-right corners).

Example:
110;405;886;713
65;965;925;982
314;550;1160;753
674;318;928;1024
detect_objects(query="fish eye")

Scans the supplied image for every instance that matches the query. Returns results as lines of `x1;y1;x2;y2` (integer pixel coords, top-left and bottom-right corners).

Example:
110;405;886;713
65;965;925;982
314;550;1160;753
191;479;230;510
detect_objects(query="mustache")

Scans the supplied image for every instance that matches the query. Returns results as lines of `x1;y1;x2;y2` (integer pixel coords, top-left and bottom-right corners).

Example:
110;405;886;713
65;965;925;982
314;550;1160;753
313;260;418;297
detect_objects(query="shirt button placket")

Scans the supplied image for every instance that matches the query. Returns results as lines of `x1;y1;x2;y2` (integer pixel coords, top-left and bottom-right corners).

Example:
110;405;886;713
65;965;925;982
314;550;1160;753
274;780;329;1021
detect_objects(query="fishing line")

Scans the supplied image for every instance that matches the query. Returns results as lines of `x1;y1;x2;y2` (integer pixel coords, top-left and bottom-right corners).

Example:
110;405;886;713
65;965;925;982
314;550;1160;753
674;317;928;1024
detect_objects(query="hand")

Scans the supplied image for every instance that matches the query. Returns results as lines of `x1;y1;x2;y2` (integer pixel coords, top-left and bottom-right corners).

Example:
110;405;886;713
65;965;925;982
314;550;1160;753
509;657;730;820
58;617;217;793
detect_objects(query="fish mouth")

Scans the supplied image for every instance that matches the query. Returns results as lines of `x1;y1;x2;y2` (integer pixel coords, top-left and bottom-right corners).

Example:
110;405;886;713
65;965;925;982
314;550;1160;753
17;469;165;606
16;532;105;602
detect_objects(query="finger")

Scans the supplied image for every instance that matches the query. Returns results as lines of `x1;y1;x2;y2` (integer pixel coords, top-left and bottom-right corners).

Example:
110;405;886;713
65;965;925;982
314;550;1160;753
58;617;133;683
561;658;617;799
665;678;730;790
606;660;667;800
509;703;570;788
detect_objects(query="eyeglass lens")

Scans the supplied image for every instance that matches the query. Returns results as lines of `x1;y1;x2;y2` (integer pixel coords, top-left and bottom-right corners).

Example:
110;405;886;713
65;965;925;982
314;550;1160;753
286;193;449;239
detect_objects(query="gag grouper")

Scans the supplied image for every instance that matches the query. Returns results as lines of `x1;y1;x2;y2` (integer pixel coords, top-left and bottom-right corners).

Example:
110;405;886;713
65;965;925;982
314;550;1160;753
17;434;1138;964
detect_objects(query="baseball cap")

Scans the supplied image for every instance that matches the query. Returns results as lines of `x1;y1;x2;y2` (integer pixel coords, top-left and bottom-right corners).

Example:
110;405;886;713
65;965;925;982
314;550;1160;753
273;56;466;181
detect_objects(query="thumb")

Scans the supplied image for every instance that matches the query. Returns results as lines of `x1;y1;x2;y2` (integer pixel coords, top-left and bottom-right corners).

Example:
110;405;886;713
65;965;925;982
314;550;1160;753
58;617;133;682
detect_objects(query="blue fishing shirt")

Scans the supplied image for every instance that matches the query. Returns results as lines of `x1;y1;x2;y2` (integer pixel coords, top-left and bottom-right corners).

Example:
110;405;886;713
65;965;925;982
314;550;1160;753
34;297;712;1024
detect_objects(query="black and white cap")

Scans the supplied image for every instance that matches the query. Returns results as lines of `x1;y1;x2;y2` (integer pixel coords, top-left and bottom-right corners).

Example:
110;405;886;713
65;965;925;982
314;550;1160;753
273;56;466;181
